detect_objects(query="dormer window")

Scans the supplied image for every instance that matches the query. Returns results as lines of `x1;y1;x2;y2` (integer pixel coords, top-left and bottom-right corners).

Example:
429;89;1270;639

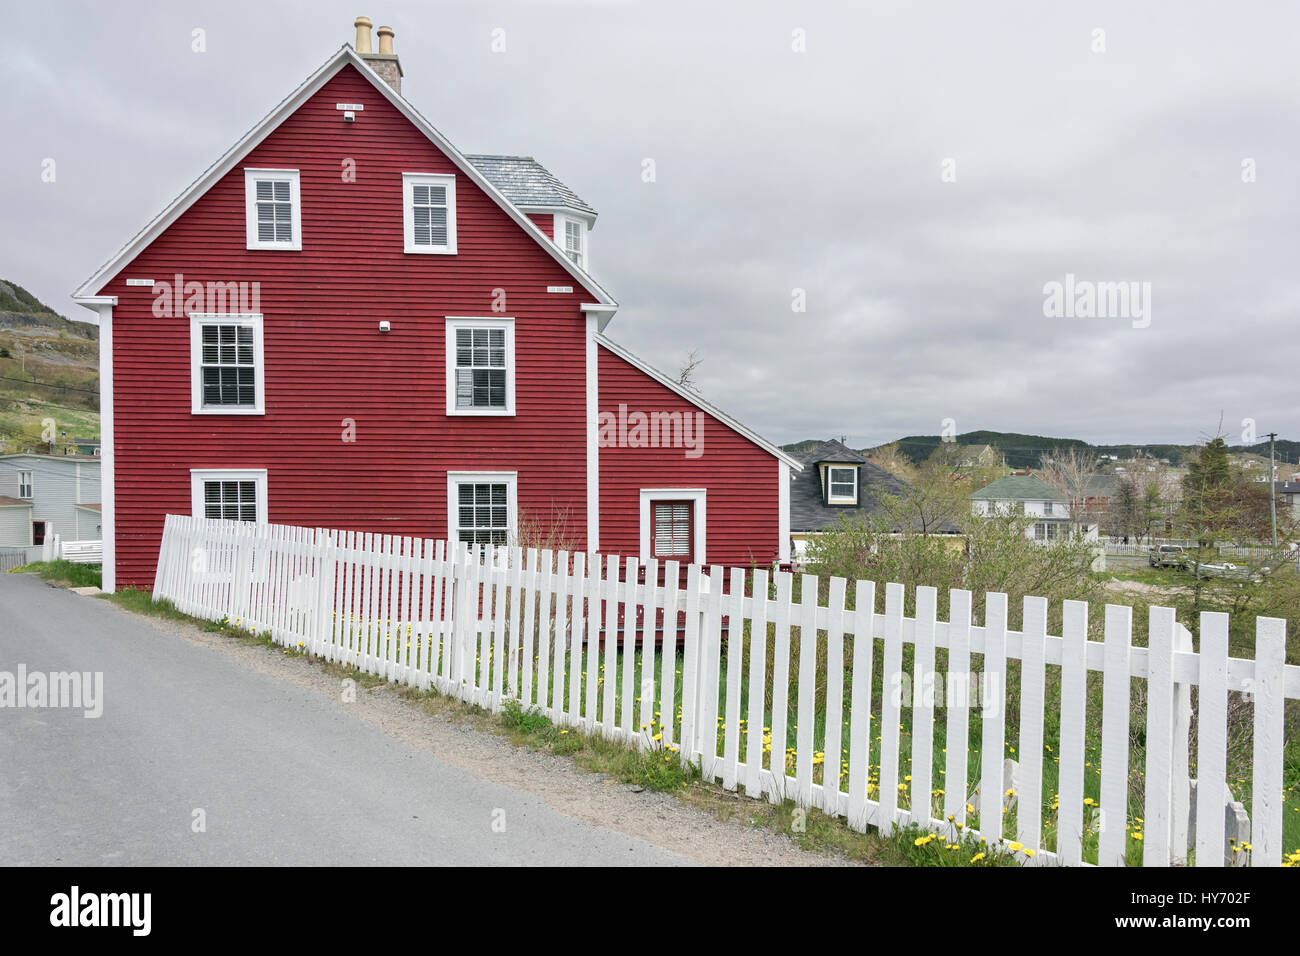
563;218;585;269
827;466;857;504
244;169;301;250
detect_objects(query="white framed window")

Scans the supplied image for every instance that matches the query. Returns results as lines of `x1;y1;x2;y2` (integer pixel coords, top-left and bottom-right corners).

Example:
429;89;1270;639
1044;501;1054;516
244;169;301;250
190;313;265;415
403;173;457;254
18;471;33;499
552;214;588;271
190;469;268;524
639;489;706;565
827;466;857;504
447;471;518;548
445;317;515;415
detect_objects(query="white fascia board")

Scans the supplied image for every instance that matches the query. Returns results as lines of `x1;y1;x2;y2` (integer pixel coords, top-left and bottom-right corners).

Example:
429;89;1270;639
69;294;116;323
72;46;619;319
595;334;803;472
518;204;597;229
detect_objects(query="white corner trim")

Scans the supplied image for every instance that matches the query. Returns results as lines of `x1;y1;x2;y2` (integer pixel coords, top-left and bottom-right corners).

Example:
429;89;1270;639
596;334;802;471
402;172;458;254
586;312;599;554
189;313;266;415
778;460;791;563
189;468;270;524
581;303;618;333
639;488;706;565
447;471;519;545
243;168;302;251
444;316;515;416
97;303;116;592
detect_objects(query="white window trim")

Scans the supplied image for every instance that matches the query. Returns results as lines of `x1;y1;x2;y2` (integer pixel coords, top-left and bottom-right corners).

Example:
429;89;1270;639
445;316;515;416
827;466;857;505
189;312;266;415
639;488;706;565
554;214;587;271
18;470;33;499
403;172;458;254
190;468;269;524
244;168;302;251
447;471;518;547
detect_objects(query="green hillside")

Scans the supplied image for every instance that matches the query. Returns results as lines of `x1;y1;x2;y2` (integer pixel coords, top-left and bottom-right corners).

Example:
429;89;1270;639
0;279;99;452
784;430;1299;471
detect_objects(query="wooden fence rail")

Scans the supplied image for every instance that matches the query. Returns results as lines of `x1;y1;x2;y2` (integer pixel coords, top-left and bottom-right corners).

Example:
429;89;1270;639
152;514;1298;867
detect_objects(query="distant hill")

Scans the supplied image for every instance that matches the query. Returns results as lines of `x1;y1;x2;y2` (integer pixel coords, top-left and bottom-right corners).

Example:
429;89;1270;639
783;430;1300;472
0;279;99;451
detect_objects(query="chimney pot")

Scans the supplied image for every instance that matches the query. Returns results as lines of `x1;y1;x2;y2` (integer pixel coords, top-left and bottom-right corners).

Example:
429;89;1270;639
377;25;395;55
354;16;373;54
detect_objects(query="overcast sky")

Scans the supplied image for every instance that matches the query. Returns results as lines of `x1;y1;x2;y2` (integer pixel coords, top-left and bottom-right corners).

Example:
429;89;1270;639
4;0;1296;450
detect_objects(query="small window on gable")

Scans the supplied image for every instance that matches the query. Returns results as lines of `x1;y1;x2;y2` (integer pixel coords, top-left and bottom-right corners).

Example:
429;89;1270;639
403;173;457;254
18;471;33;499
244;169;301;250
827;466;857;504
445;317;515;415
190;313;265;415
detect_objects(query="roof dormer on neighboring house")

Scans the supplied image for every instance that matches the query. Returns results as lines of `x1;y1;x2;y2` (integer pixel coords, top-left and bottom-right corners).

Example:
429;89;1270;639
808;440;868;507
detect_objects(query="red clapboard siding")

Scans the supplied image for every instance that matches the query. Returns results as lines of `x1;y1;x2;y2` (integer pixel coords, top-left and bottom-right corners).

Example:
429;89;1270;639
97;65;595;586
598;345;780;567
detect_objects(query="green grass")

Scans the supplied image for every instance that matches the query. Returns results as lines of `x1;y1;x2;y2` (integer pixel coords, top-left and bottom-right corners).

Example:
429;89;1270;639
10;560;102;589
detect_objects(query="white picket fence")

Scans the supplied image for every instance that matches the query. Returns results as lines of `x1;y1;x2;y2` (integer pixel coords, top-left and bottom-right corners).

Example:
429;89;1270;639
39;533;104;564
152;514;1299;867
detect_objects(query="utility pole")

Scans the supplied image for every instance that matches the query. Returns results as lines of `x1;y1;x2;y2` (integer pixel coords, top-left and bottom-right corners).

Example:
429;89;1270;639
1267;431;1278;546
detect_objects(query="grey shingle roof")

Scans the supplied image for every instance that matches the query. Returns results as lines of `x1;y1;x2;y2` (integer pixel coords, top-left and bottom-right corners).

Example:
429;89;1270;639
790;445;958;533
970;474;1064;501
463;155;596;217
802;439;867;465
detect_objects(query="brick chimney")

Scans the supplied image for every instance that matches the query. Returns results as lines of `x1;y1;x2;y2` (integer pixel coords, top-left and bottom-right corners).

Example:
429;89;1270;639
354;16;402;94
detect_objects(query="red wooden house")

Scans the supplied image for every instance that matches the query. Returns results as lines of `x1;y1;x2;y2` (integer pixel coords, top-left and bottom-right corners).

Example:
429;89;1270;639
71;18;799;593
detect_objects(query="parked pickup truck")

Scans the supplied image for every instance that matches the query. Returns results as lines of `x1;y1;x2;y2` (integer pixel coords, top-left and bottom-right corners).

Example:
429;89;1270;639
1149;545;1189;568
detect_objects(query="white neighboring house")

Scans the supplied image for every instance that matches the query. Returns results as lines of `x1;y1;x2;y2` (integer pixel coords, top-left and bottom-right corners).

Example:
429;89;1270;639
0;453;101;560
969;474;1098;543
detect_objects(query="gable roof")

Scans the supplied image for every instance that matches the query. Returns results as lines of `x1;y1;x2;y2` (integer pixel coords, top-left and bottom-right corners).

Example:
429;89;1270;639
0;495;33;508
803;439;868;466
596;334;801;470
464;155;597;218
72;46;616;314
970;474;1064;501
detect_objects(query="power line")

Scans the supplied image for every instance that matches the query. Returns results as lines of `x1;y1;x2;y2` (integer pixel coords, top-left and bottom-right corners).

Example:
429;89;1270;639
0;373;99;395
